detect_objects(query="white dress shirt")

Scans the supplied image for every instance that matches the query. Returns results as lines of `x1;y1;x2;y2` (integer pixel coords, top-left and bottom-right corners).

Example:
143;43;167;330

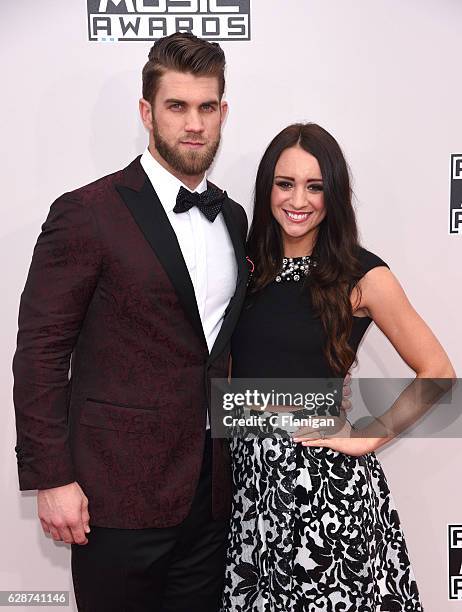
140;149;238;414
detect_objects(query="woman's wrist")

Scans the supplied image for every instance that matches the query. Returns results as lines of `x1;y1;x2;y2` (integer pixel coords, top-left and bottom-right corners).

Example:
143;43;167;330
350;427;393;453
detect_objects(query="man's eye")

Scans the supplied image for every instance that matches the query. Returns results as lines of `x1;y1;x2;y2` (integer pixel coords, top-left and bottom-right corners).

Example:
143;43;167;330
170;103;183;110
201;104;214;112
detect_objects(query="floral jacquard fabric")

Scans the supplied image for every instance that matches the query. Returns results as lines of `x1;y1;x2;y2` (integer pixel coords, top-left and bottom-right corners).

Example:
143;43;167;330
221;437;423;612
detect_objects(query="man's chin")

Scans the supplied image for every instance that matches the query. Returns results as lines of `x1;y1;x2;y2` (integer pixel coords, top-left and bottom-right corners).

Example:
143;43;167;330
154;136;219;177
173;153;214;176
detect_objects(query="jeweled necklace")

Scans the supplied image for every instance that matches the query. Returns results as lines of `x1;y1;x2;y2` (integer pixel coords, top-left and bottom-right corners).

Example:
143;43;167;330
275;255;315;282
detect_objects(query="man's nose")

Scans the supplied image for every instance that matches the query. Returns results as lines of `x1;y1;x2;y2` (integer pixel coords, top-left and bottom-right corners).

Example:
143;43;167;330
184;110;205;133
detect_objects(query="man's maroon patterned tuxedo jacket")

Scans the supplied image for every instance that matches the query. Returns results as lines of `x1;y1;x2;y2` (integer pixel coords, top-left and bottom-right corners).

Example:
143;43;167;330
13;156;248;529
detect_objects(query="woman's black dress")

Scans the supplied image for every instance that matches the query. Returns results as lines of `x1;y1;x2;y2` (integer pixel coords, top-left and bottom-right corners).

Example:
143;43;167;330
221;248;423;612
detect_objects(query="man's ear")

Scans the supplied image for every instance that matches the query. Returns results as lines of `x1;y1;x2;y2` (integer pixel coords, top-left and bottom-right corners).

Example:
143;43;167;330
139;98;153;131
220;100;229;125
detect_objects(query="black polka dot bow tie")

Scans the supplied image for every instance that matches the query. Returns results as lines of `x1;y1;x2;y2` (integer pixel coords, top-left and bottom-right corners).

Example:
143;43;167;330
174;185;227;222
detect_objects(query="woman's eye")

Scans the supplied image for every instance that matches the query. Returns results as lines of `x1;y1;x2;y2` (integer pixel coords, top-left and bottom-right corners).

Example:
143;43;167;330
275;181;292;190
308;184;323;192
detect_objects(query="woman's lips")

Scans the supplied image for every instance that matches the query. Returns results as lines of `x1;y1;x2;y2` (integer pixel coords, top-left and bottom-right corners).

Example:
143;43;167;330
283;209;313;223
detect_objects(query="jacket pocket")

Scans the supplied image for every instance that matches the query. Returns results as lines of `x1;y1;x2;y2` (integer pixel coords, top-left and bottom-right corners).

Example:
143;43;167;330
80;399;158;434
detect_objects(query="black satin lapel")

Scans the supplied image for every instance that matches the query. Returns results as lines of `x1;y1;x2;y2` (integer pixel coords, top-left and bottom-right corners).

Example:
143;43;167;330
207;199;249;364
116;179;207;348
221;199;248;285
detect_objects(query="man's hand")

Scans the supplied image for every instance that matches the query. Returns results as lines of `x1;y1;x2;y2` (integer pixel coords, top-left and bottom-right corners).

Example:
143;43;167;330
38;482;90;545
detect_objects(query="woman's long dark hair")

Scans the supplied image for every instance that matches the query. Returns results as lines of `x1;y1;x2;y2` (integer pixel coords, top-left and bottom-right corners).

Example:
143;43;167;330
247;123;363;375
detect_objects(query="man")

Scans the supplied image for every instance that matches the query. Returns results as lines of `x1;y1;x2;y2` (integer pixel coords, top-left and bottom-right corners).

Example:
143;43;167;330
13;32;248;611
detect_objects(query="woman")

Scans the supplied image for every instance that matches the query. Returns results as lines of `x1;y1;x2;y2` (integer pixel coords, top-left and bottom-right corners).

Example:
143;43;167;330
221;123;455;611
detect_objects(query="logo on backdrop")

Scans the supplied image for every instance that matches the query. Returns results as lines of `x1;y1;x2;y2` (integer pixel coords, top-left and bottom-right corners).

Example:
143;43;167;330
450;154;462;235
448;525;462;600
87;0;251;42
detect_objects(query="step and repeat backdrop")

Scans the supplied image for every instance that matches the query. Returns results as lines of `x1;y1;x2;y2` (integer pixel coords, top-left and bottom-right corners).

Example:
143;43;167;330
1;0;461;609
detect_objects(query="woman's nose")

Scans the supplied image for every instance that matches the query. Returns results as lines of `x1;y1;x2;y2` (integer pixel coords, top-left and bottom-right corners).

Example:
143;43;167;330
290;187;308;210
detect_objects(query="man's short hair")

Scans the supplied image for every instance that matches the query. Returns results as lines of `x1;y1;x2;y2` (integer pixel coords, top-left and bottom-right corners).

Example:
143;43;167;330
142;32;226;104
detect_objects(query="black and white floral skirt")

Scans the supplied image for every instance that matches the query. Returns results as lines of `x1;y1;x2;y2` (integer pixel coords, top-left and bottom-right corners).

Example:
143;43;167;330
221;437;423;612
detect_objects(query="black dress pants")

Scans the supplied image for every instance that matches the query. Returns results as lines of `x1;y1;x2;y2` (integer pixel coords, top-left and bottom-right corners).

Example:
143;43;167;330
71;432;228;612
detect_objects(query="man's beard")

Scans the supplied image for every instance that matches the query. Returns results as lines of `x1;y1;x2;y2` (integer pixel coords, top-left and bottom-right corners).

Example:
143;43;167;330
152;119;221;176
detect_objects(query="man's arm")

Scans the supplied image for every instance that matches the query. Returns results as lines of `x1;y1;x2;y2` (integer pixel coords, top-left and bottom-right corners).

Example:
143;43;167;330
227;198;248;245
236;202;248;243
13;193;102;543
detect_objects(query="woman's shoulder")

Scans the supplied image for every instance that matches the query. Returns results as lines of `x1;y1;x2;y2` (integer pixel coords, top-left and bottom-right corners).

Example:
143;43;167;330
355;246;390;277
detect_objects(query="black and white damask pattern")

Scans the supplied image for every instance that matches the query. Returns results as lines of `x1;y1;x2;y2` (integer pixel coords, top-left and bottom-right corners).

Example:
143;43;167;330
221;436;423;612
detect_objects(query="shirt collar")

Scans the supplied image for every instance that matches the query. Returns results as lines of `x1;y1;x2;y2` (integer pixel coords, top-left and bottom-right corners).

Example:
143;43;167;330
140;147;207;213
